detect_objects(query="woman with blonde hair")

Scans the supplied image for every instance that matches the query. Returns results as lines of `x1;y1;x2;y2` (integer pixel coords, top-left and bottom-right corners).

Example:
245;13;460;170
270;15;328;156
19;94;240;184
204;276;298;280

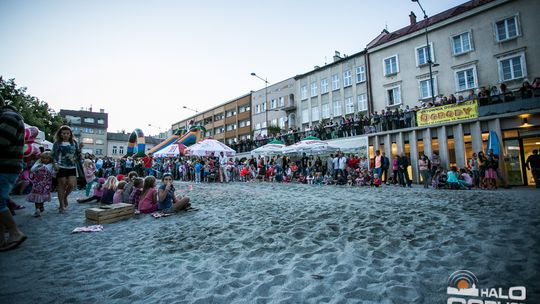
52;125;82;213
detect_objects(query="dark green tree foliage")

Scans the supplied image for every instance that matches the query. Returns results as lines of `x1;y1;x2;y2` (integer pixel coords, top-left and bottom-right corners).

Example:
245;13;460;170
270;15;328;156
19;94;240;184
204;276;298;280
267;125;282;136
0;77;65;141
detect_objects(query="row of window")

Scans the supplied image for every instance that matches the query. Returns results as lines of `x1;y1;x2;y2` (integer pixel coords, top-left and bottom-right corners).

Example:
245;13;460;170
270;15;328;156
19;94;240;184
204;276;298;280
223;119;252;131
254;97;286;113
199;105;252;125
381;49;526;107
300;66;366;100
65;115;105;125
72;126;105;135
301;94;369;123
254;117;287;130
383;15;523;83
112;146;125;155
81;137;105;145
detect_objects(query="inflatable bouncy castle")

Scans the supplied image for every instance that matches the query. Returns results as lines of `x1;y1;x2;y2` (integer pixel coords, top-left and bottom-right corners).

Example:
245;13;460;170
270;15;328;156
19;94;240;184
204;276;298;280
147;125;205;155
125;128;146;157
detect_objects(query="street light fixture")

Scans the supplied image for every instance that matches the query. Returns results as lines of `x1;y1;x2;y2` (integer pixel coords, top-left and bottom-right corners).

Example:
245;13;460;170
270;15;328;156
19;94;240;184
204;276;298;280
147;124;163;138
182;105;199;125
412;0;436;104
251;72;269;136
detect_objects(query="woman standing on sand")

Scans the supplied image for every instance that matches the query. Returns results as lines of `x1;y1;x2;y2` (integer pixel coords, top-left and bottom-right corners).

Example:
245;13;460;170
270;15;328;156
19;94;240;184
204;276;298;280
418;154;431;189
52;126;82;213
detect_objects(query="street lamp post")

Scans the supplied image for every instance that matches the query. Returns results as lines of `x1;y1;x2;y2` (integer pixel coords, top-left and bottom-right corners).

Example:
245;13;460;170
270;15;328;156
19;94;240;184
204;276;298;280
251;72;269;136
182;105;199;125
412;0;436;104
147;124;163;138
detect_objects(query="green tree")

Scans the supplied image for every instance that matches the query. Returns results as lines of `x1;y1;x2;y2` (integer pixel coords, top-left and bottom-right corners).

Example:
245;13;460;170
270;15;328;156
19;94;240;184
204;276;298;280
0;77;65;141
267;125;282;137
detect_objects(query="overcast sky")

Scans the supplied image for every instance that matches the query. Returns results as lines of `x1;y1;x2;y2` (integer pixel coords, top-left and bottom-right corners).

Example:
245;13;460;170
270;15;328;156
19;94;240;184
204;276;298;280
0;0;465;135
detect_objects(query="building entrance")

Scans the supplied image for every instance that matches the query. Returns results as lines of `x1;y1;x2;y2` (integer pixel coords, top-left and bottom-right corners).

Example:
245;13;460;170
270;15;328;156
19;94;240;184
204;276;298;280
522;137;540;187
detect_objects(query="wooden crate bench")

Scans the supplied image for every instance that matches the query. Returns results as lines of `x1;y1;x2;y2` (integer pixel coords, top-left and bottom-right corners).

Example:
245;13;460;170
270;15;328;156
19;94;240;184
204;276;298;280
85;203;134;224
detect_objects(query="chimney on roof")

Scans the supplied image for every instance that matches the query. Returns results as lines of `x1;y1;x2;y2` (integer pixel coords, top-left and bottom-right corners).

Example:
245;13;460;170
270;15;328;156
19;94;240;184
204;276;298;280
333;51;341;62
409;11;417;25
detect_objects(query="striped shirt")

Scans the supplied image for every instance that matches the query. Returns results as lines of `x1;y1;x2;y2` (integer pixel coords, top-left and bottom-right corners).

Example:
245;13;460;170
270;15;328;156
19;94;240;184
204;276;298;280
0;105;25;174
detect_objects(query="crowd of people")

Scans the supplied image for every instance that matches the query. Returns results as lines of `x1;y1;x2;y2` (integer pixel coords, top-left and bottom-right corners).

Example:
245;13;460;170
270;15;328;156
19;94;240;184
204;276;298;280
231;79;540;153
2;78;539;252
118;147;518;194
1;121;194;253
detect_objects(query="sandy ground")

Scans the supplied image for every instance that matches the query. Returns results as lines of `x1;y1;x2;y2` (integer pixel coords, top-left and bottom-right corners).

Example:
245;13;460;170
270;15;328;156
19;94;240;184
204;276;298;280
1;182;539;303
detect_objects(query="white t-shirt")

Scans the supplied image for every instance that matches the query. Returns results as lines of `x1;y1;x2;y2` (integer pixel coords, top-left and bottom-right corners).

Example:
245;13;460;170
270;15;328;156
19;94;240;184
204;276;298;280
338;157;347;170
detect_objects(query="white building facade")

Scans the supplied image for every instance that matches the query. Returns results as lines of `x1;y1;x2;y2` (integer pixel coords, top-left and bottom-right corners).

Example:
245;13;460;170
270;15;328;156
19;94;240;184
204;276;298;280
364;0;540;186
293;51;369;130
251;78;296;136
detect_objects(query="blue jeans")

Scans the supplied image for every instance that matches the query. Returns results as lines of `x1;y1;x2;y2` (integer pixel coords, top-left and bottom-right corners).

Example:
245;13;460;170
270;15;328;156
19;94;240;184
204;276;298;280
374;167;382;179
0;173;19;212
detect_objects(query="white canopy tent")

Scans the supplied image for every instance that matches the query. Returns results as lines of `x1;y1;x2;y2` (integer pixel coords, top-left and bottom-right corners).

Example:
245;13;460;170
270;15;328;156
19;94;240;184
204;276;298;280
186;139;236;157
282;136;340;156
250;140;285;157
153;143;185;158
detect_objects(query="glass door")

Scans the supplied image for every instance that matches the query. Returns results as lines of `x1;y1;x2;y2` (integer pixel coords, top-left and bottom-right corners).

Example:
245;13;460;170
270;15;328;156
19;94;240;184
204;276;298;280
504;139;523;185
522;137;540;186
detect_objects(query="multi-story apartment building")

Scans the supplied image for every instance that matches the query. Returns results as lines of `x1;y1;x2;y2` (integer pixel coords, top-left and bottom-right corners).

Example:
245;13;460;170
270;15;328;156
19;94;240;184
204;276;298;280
364;0;540;185
172;93;252;145
59;108;108;157
106;132;161;159
251;77;296;136
294;51;369;129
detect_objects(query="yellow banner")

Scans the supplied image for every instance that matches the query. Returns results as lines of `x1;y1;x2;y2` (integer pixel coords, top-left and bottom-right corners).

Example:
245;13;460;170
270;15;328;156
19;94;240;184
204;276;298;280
416;100;478;127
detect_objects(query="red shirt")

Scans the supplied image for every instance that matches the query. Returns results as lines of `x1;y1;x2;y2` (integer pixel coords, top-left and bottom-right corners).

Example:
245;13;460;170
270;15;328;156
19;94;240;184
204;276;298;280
143;156;153;169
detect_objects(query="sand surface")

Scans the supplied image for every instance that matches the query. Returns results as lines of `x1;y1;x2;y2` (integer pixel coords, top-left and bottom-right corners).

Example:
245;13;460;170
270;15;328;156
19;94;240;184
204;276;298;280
1;183;539;303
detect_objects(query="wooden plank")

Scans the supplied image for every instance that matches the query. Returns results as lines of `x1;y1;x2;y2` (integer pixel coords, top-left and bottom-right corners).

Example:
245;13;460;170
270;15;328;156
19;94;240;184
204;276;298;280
86;213;133;224
85;208;127;219
91;209;133;221
85;204;134;221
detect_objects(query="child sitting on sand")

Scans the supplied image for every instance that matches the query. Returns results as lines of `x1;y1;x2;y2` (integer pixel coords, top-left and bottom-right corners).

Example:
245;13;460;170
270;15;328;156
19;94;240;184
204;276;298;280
323;173;333;185
82;159;97;197
122;171;138;203
240;165;250;182
314;172;323;185
347;174;354;186
129;177;144;209
297;173;306;184
27;152;54;217
362;170;372;186
446;166;460;189
306;173;314;184
336;172;346;185
355;174;363;186
100;176;117;204
158;173;191;214
373;173;382;187
113;181;126;203
138;176;158;214
77;178;105;203
458;168;473;189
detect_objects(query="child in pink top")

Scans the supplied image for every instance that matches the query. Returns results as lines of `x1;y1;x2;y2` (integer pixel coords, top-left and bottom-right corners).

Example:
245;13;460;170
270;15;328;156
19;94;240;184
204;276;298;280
113;181;126;203
138;176;158;214
77;178;105;203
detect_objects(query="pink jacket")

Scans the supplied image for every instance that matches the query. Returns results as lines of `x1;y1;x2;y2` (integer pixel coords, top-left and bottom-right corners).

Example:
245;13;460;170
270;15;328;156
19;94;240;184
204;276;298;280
84;165;96;183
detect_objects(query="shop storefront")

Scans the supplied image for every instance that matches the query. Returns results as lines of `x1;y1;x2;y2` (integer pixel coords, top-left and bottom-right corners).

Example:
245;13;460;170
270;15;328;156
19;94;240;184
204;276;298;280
368;100;540;187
